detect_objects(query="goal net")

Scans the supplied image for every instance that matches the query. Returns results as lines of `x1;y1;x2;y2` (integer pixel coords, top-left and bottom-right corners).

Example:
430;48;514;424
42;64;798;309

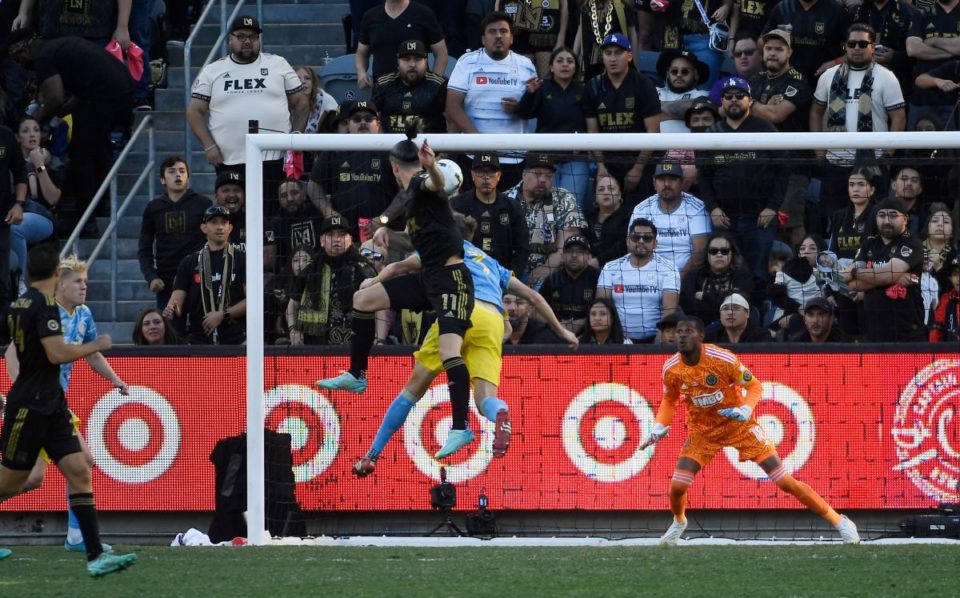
241;130;960;545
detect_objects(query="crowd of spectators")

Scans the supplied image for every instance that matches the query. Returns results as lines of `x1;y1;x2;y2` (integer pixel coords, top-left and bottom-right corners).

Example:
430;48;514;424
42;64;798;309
2;1;958;346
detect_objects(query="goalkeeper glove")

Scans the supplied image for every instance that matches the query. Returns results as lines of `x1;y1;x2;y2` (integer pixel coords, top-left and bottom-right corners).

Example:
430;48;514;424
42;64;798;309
639;422;669;449
718;405;752;422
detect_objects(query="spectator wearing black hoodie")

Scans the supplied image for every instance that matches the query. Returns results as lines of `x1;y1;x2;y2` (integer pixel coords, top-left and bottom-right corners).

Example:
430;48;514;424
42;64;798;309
138;156;212;309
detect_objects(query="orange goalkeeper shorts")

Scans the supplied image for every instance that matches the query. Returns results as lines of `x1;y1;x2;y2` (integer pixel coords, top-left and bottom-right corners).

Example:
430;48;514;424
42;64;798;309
679;424;776;468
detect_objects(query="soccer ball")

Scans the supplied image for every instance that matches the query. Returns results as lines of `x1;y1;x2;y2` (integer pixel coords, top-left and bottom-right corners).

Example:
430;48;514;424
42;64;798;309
437;159;463;195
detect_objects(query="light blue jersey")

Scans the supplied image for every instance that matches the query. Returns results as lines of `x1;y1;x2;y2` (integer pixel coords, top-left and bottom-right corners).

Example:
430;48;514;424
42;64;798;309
58;303;97;392
463;240;512;313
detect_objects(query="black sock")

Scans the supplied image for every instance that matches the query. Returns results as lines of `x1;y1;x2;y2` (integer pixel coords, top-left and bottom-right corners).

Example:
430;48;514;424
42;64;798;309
349;310;375;379
68;493;103;561
443;357;470;430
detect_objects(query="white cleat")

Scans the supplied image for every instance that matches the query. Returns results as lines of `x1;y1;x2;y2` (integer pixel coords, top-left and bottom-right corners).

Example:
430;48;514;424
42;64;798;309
659;519;688;545
835;515;860;544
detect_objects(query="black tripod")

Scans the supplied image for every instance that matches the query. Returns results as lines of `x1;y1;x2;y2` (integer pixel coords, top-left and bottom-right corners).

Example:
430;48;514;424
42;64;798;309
426;507;465;537
425;467;464;537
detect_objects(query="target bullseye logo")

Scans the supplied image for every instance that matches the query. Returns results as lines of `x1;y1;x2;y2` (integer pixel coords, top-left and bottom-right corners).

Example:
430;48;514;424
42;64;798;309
723;382;815;479
562;383;657;483
403;386;495;483
265;385;340;483
88;387;180;483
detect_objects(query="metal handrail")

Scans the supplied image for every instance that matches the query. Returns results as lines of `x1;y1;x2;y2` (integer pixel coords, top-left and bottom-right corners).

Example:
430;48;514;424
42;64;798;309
60;115;156;320
183;0;263;160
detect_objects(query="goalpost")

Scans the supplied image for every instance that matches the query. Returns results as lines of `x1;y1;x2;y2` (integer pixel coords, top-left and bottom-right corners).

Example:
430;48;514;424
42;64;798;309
243;130;960;545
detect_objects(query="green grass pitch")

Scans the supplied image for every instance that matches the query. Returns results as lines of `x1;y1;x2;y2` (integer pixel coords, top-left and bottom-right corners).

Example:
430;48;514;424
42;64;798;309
1;545;958;597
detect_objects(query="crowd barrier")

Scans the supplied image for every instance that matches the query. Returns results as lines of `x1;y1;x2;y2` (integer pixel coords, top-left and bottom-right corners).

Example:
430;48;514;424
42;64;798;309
1;347;956;512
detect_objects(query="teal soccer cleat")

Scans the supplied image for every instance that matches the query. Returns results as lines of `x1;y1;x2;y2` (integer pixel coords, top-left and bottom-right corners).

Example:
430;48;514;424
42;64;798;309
87;552;137;577
434;428;475;459
66;539;112;553
316;371;367;393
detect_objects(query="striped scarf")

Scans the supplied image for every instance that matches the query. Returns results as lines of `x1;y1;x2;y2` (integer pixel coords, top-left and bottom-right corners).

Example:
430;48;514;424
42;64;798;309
825;62;875;134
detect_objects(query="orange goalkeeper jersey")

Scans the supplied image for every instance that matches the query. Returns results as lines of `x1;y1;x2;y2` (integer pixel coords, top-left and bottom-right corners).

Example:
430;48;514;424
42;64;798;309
658;344;762;442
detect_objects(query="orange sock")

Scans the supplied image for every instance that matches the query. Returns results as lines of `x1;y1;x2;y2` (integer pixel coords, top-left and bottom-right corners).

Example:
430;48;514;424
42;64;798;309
774;470;841;526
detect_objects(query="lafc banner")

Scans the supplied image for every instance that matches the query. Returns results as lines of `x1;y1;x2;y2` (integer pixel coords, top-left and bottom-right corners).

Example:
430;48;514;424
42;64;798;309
1;353;957;511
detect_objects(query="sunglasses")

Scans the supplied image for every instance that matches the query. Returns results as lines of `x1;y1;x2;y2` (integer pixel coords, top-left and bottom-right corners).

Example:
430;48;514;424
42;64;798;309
733;49;756;58
708;247;732;256
360;247;384;261
669;67;692;76
629;233;656;243
845;40;872;49
350;114;377;123
722;92;747;101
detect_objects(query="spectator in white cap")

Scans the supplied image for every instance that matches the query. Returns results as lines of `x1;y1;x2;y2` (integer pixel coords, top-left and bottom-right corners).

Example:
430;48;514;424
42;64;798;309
705;292;772;343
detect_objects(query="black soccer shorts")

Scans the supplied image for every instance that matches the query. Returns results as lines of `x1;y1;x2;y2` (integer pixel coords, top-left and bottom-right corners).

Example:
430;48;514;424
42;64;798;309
382;263;474;336
0;406;82;470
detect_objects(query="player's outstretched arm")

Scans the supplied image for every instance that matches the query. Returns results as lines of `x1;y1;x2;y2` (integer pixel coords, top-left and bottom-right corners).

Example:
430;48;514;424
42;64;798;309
640;393;678;449
85;353;129;395
41;334;111;365
506;276;579;349
419;140;445;192
4;343;20;382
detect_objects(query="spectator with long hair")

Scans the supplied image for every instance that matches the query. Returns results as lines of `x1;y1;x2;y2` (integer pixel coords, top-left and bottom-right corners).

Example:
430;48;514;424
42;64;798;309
294;65;339;134
584;174;630;268
514;47;590;206
131;307;179;346
679;231;753;326
578;297;630;344
10;115;60;294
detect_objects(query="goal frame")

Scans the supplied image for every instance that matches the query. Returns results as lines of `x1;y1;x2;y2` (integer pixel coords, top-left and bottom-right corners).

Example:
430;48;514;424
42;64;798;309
243;130;959;545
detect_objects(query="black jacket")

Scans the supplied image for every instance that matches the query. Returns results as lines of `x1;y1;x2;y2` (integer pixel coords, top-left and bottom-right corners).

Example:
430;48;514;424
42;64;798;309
138;189;212;284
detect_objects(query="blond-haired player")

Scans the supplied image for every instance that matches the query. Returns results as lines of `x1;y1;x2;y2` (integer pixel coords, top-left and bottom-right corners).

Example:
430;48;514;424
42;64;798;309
4;254;129;552
640;315;860;545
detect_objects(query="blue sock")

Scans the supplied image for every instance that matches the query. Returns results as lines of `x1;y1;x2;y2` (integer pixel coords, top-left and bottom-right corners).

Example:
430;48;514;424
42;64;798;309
68;505;79;531
480;396;509;423
367;394;416;460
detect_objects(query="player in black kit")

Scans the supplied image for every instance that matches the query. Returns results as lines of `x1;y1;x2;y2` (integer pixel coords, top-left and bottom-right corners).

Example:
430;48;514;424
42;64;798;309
0;245;137;576
318;124;477;460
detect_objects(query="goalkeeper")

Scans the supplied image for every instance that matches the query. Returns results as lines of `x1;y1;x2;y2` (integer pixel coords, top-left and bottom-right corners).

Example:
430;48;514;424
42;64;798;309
317;125;477;459
352;214;578;473
639;315;860;545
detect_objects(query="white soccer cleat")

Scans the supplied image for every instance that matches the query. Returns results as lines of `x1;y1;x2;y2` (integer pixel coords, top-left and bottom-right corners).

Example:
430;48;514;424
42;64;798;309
659;518;688;545
835;515;860;544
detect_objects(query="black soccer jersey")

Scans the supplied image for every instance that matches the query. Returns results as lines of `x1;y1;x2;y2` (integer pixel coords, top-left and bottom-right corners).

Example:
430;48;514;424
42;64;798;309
311;150;393;238
1;288;66;414
764;0;851;83
750;67;813;132
538;266;601;322
829;204;878;260
138;190;212;285
266;204;323;266
358;3;445;79
736;0;783;38
403;173;464;269
450;190;530;274
854;232;926;342
514;78;587;133
583;69;662;133
909;3;960;105
372;71;448;134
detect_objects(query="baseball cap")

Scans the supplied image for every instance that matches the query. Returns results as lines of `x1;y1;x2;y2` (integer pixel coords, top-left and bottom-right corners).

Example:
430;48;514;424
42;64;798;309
230;15;262;34
522;153;556;171
804;296;833;314
343;99;379;118
320;214;351;234
656;49;709;83
876;197;909;214
684;98;719;126
657;312;681;331
215;170;244;191
601;33;631;51
762;29;792;49
397;39;428;58
472;152;501;170
720;293;750;311
563;235;590;251
203;205;232;223
654;161;683;178
720;76;751;94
